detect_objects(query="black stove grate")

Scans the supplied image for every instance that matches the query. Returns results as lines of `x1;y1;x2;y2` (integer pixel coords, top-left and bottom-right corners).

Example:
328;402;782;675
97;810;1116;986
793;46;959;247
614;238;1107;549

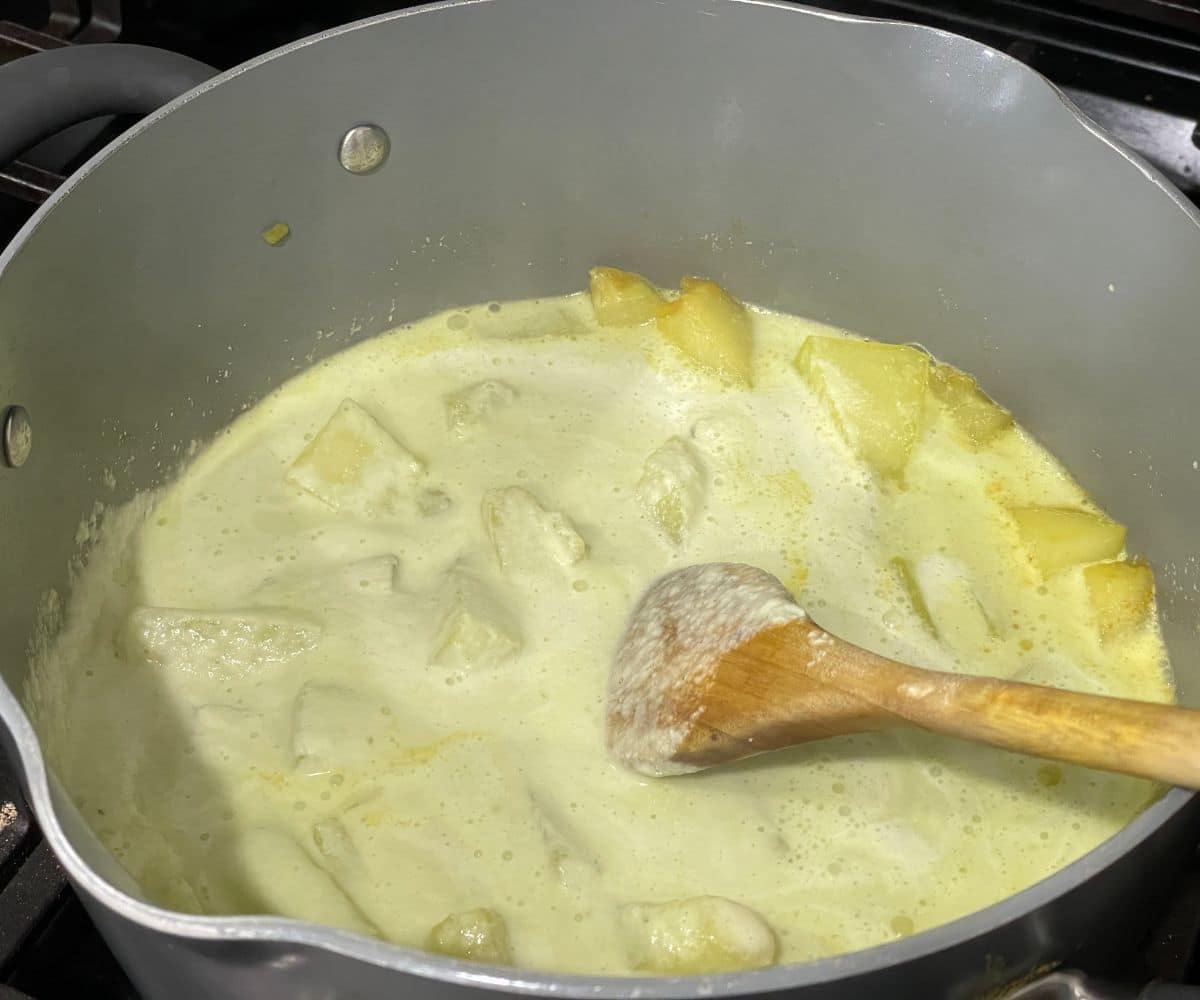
0;751;136;999
813;0;1200;198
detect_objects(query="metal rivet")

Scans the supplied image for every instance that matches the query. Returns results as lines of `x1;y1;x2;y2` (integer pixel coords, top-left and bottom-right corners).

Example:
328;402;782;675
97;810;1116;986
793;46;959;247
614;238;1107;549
338;124;390;175
3;405;32;468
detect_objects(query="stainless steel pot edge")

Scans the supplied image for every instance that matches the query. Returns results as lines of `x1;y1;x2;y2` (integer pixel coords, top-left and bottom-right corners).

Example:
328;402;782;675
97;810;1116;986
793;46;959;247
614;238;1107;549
1;1;1198;996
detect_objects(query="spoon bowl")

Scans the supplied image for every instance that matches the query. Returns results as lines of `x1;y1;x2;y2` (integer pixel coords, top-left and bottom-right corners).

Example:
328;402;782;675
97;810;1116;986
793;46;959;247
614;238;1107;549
606;563;1200;788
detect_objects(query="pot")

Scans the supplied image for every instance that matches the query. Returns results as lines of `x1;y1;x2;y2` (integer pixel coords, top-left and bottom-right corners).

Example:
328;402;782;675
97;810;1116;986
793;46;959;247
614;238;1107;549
2;2;1200;998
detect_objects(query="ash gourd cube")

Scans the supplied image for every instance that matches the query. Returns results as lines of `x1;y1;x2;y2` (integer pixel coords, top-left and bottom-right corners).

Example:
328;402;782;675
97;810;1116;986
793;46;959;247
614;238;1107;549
426;908;512;964
588;266;664;327
129;607;320;681
444;380;518;438
528;788;603;893
1010;506;1126;575
656;278;754;386
430;566;523;670
1085;559;1154;639
311;817;362;875
892;555;996;652
480;486;587;575
620;896;777;974
930;362;1013;446
690;411;756;462
589;269;754;384
1011;507;1150;640
255;554;400;601
318;554;400;594
286;399;423;517
637;437;707;546
794;335;930;480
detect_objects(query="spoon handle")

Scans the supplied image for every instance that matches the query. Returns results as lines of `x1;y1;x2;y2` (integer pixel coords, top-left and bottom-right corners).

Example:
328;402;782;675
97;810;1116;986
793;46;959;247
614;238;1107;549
785;619;1200;789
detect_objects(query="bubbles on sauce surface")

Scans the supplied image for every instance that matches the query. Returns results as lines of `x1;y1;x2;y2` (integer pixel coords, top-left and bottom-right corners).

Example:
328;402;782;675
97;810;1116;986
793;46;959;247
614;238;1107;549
28;291;1170;975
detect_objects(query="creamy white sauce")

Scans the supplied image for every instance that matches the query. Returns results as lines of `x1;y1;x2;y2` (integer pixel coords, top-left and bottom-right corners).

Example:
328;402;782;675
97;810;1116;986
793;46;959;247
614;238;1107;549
28;292;1170;974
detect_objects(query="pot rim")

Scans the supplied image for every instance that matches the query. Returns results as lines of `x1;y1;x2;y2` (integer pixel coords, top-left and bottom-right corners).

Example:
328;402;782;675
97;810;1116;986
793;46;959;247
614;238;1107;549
2;0;1198;996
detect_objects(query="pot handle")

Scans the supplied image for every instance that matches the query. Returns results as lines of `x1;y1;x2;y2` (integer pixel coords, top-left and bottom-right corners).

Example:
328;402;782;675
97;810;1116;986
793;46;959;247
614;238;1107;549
0;44;216;171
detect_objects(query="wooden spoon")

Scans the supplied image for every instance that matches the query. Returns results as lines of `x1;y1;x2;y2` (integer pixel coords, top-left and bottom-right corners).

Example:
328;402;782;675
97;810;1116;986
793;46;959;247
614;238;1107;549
605;562;1200;787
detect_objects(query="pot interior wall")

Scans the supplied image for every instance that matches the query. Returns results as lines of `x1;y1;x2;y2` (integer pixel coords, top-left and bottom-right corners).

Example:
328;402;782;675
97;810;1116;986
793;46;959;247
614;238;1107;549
2;0;1199;729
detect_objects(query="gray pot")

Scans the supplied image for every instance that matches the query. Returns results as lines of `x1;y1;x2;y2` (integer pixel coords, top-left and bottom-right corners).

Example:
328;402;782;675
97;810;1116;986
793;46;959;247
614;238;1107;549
2;2;1200;997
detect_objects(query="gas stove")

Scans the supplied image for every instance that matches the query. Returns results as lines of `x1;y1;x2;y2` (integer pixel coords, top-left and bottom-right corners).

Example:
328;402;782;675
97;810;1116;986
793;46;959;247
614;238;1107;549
1;2;1199;998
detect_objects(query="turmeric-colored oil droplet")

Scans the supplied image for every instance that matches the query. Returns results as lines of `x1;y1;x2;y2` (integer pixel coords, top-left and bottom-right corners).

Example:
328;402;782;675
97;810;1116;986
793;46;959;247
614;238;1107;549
1036;765;1063;787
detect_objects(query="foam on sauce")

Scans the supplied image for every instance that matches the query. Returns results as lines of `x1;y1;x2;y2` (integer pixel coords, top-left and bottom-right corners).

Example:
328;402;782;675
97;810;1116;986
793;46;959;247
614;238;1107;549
607;562;805;776
28;290;1171;974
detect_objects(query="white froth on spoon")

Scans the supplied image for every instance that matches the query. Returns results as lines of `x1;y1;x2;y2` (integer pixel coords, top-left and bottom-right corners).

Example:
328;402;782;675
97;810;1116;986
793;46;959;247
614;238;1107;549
605;563;806;776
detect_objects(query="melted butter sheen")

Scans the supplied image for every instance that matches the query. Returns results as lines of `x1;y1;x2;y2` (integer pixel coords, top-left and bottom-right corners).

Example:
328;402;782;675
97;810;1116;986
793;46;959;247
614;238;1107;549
30;292;1170;974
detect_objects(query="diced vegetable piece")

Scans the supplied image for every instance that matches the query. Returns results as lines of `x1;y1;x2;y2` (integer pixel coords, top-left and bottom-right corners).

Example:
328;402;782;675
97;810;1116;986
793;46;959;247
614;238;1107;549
418;488;453;516
223;828;378;937
444;380;518;438
1011;506;1126;575
431;568;523;669
588;266;664;327
286;399;423;517
636;437;707;545
291;683;376;776
656;279;753;386
930;363;1013;446
481;487;587;574
529;790;602;891
329;555;399;594
890;557;936;635
1085;559;1154;639
130;608;320;680
620;896;777;974
311;818;363;875
794;336;930;479
426;908;512;964
257;555;400;601
690;411;756;462
907;554;997;649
